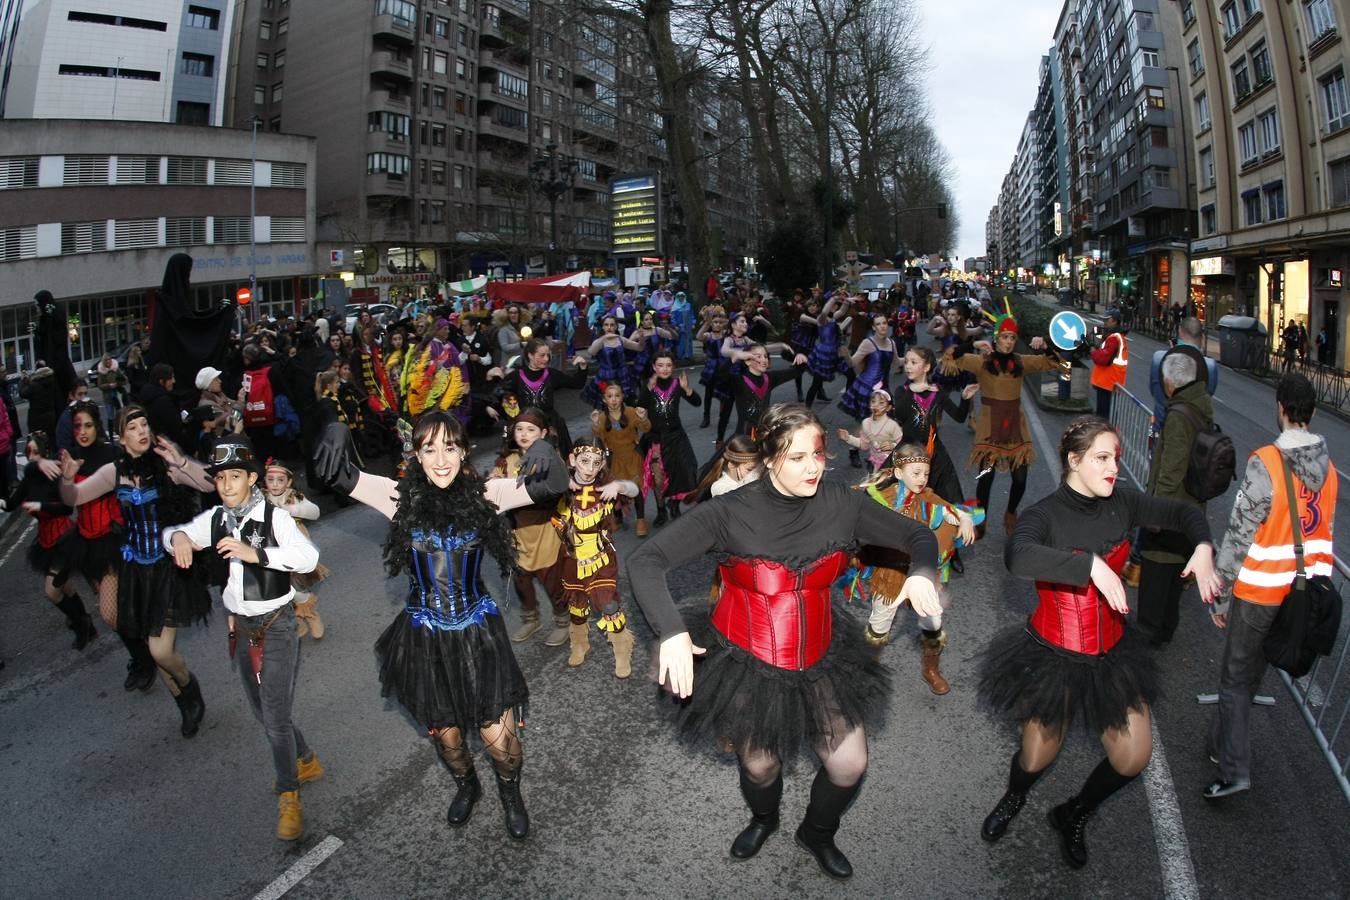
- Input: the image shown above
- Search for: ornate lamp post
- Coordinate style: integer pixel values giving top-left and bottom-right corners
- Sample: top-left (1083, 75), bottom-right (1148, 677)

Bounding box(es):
top-left (530, 142), bottom-right (577, 274)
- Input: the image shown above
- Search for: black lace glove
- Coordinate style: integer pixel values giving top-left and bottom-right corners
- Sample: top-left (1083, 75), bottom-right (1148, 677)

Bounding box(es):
top-left (517, 438), bottom-right (568, 503)
top-left (313, 421), bottom-right (360, 495)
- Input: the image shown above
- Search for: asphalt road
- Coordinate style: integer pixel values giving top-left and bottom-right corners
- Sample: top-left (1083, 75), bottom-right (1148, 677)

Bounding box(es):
top-left (0, 328), bottom-right (1347, 899)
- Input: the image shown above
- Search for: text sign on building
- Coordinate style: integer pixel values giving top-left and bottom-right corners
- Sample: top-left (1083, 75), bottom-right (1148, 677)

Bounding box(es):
top-left (611, 174), bottom-right (662, 257)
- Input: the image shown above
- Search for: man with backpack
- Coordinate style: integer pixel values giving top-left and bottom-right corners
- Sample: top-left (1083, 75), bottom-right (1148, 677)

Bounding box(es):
top-left (1148, 317), bottom-right (1217, 439)
top-left (1137, 352), bottom-right (1228, 646)
top-left (1206, 374), bottom-right (1337, 799)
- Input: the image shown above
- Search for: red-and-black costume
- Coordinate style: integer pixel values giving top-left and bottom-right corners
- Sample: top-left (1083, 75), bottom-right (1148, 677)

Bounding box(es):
top-left (12, 460), bottom-right (75, 583)
top-left (63, 441), bottom-right (125, 585)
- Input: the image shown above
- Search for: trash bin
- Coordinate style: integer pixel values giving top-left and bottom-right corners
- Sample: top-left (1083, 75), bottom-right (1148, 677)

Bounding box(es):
top-left (1217, 315), bottom-right (1268, 369)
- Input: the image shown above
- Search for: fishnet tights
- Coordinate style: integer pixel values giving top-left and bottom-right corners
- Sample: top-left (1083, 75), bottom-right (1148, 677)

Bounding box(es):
top-left (436, 709), bottom-right (523, 778)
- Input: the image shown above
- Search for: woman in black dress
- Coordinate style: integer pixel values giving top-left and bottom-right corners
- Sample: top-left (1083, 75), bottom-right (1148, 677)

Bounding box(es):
top-left (488, 338), bottom-right (588, 456)
top-left (636, 350), bottom-right (701, 525)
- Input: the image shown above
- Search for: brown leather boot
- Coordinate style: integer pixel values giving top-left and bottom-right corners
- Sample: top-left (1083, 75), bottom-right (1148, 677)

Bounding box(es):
top-left (608, 628), bottom-right (634, 678)
top-left (920, 631), bottom-right (950, 695)
top-left (567, 622), bottom-right (590, 667)
top-left (294, 594), bottom-right (325, 640)
top-left (636, 518), bottom-right (649, 537)
top-left (543, 612), bottom-right (570, 647)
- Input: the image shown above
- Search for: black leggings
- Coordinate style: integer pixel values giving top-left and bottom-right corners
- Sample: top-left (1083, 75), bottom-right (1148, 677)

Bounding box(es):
top-left (804, 375), bottom-right (831, 405)
top-left (976, 464), bottom-right (1029, 515)
top-left (716, 395), bottom-right (735, 442)
top-left (701, 384), bottom-right (716, 423)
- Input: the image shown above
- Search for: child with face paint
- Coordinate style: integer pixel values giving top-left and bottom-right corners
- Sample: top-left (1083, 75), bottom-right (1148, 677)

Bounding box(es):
top-left (591, 383), bottom-right (652, 534)
top-left (551, 437), bottom-right (640, 677)
top-left (840, 444), bottom-right (983, 694)
top-left (835, 388), bottom-right (903, 473)
top-left (262, 459), bottom-right (328, 640)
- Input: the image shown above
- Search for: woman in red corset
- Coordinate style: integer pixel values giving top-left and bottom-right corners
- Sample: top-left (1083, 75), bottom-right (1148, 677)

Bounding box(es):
top-left (628, 403), bottom-right (941, 880)
top-left (977, 416), bottom-right (1221, 869)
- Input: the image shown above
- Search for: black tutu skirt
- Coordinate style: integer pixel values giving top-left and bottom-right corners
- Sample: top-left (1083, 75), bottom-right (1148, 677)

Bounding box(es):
top-left (27, 533), bottom-right (75, 586)
top-left (116, 556), bottom-right (212, 639)
top-left (977, 623), bottom-right (1159, 736)
top-left (66, 530), bottom-right (123, 584)
top-left (679, 609), bottom-right (891, 763)
top-left (375, 609), bottom-right (529, 732)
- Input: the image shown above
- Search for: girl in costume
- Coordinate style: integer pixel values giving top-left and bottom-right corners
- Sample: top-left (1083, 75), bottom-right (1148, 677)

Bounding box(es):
top-left (592, 383), bottom-right (651, 533)
top-left (312, 410), bottom-right (569, 840)
top-left (893, 346), bottom-right (976, 506)
top-left (637, 350), bottom-right (702, 526)
top-left (723, 342), bottom-right (808, 441)
top-left (402, 318), bottom-right (471, 427)
top-left (629, 403), bottom-right (942, 880)
top-left (630, 313), bottom-right (679, 381)
top-left (58, 405), bottom-right (214, 738)
top-left (837, 314), bottom-right (900, 439)
top-left (695, 305), bottom-right (728, 428)
top-left (551, 436), bottom-right (640, 677)
top-left (3, 429), bottom-right (96, 649)
top-left (940, 302), bottom-right (1058, 535)
top-left (838, 444), bottom-right (982, 694)
top-left (835, 388), bottom-right (903, 473)
top-left (804, 294), bottom-right (852, 405)
top-left (487, 338), bottom-right (589, 456)
top-left (382, 327), bottom-right (410, 403)
top-left (785, 291), bottom-right (818, 402)
top-left (262, 459), bottom-right (328, 640)
top-left (713, 313), bottom-right (756, 444)
top-left (670, 291), bottom-right (695, 362)
top-left (580, 315), bottom-right (642, 408)
top-left (977, 417), bottom-right (1219, 868)
top-left (490, 409), bottom-right (569, 648)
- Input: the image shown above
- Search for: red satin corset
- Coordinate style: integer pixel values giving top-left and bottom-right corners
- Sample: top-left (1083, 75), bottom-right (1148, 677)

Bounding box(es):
top-left (37, 513), bottom-right (73, 548)
top-left (711, 551), bottom-right (851, 670)
top-left (75, 473), bottom-right (124, 539)
top-left (1029, 539), bottom-right (1132, 655)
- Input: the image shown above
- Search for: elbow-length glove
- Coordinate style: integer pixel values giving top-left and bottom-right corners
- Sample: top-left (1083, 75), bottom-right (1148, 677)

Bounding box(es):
top-left (313, 421), bottom-right (360, 496)
top-left (517, 438), bottom-right (569, 503)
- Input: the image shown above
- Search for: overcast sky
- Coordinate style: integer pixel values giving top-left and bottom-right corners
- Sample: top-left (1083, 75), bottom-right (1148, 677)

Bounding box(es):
top-left (921, 0), bottom-right (1065, 266)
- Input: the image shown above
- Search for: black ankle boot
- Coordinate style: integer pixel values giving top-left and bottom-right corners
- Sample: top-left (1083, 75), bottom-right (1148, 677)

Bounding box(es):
top-left (948, 549), bottom-right (965, 576)
top-left (669, 502), bottom-right (681, 520)
top-left (848, 448), bottom-right (862, 469)
top-left (652, 505), bottom-right (669, 528)
top-left (56, 595), bottom-right (97, 651)
top-left (119, 634), bottom-right (156, 692)
top-left (1047, 800), bottom-right (1092, 868)
top-left (982, 750), bottom-right (1041, 842)
top-left (495, 771), bottom-right (529, 840)
top-left (730, 771), bottom-right (782, 859)
top-left (173, 674), bottom-right (205, 738)
top-left (794, 769), bottom-right (860, 879)
top-left (446, 769), bottom-right (481, 826)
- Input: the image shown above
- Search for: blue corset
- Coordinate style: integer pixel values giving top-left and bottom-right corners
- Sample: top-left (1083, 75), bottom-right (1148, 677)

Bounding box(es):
top-left (405, 528), bottom-right (497, 631)
top-left (116, 485), bottom-right (165, 565)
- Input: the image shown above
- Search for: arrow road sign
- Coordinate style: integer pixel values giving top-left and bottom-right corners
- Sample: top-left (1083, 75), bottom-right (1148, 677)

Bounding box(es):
top-left (1049, 310), bottom-right (1087, 351)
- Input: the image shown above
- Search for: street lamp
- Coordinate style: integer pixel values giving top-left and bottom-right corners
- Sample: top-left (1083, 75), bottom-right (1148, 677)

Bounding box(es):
top-left (530, 142), bottom-right (576, 275)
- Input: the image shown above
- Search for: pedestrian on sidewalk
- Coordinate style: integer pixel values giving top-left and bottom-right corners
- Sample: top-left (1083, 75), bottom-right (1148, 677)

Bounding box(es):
top-left (1089, 308), bottom-right (1129, 420)
top-left (166, 434), bottom-right (322, 841)
top-left (1205, 374), bottom-right (1337, 800)
top-left (1148, 316), bottom-right (1217, 437)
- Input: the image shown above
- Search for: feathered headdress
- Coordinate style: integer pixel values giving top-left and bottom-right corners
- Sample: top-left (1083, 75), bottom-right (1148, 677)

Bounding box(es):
top-left (983, 298), bottom-right (1019, 335)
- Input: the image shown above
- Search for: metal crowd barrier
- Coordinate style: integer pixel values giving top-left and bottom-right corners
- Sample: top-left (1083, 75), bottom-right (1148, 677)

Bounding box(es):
top-left (1112, 383), bottom-right (1350, 806)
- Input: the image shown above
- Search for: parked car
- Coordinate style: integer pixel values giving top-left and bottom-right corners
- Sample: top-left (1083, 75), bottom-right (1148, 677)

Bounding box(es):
top-left (1015, 282), bottom-right (1030, 293)
top-left (344, 303), bottom-right (399, 333)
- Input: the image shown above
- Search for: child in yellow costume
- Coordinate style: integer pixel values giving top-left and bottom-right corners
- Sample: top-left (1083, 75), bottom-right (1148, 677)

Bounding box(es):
top-left (551, 437), bottom-right (639, 677)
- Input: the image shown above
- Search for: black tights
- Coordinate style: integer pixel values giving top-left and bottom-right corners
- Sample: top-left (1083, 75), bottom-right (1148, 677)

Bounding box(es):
top-left (804, 375), bottom-right (831, 405)
top-left (716, 397), bottom-right (735, 442)
top-left (701, 384), bottom-right (716, 423)
top-left (976, 464), bottom-right (1029, 515)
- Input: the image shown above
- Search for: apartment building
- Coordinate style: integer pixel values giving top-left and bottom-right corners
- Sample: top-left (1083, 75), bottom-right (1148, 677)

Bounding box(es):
top-left (1184, 0), bottom-right (1349, 366)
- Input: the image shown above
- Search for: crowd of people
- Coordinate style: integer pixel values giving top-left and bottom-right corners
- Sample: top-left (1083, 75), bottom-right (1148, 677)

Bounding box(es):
top-left (0, 273), bottom-right (1335, 886)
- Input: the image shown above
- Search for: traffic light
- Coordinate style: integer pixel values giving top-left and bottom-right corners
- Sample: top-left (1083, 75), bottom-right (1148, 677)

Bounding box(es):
top-left (1119, 276), bottom-right (1131, 290)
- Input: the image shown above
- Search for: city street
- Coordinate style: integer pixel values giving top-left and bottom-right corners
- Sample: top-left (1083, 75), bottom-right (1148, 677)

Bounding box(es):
top-left (1, 330), bottom-right (1348, 899)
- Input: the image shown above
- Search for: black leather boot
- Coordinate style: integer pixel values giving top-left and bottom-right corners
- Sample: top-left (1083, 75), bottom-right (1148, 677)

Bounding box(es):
top-left (446, 769), bottom-right (481, 826)
top-left (119, 634), bottom-right (156, 691)
top-left (982, 750), bottom-right (1042, 842)
top-left (652, 502), bottom-right (669, 528)
top-left (794, 768), bottom-right (860, 879)
top-left (56, 595), bottom-right (97, 651)
top-left (1047, 800), bottom-right (1092, 868)
top-left (174, 674), bottom-right (205, 738)
top-left (730, 769), bottom-right (782, 859)
top-left (495, 771), bottom-right (529, 840)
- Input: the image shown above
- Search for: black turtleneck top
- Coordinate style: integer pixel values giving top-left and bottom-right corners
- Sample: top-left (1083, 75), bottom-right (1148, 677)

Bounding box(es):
top-left (628, 475), bottom-right (940, 639)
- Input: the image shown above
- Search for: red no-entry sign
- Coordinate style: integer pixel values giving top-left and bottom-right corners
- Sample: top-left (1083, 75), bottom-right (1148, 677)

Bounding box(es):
top-left (236, 287), bottom-right (252, 305)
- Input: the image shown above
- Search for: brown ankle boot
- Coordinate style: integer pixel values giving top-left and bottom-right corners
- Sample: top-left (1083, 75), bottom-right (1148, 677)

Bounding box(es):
top-left (920, 631), bottom-right (950, 695)
top-left (567, 622), bottom-right (590, 667)
top-left (294, 595), bottom-right (325, 640)
top-left (608, 628), bottom-right (635, 678)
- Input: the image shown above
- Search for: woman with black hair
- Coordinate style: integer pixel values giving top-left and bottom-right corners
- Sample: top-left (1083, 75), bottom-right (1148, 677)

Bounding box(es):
top-left (628, 402), bottom-right (941, 880)
top-left (487, 338), bottom-right (588, 456)
top-left (725, 343), bottom-right (808, 440)
top-left (313, 409), bottom-right (568, 840)
top-left (636, 350), bottom-right (701, 525)
top-left (58, 404), bottom-right (214, 737)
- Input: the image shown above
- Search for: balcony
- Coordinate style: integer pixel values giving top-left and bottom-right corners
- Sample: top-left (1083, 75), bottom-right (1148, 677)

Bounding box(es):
top-left (480, 15), bottom-right (528, 48)
top-left (477, 115), bottom-right (529, 144)
top-left (480, 48), bottom-right (529, 79)
top-left (367, 130), bottom-right (410, 155)
top-left (372, 13), bottom-right (415, 44)
top-left (478, 150), bottom-right (529, 176)
top-left (479, 81), bottom-right (529, 110)
top-left (495, 0), bottom-right (531, 22)
top-left (369, 87), bottom-right (410, 108)
top-left (370, 50), bottom-right (412, 81)
top-left (365, 173), bottom-right (410, 199)
top-left (478, 185), bottom-right (524, 208)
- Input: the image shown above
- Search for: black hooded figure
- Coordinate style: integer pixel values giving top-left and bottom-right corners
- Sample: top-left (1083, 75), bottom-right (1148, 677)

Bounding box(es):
top-left (32, 290), bottom-right (78, 399)
top-left (147, 253), bottom-right (237, 402)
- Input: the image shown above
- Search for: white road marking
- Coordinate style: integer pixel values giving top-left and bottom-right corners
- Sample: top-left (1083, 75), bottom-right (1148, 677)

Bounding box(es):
top-left (251, 834), bottom-right (344, 900)
top-left (1021, 385), bottom-right (1202, 900)
top-left (0, 520), bottom-right (37, 567)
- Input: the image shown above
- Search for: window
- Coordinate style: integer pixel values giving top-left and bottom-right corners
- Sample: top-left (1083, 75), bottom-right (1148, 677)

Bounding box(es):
top-left (277, 18), bottom-right (288, 35)
top-left (1321, 69), bottom-right (1350, 131)
top-left (1199, 145), bottom-right (1215, 187)
top-left (270, 162), bottom-right (305, 186)
top-left (431, 124), bottom-right (446, 146)
top-left (1151, 167), bottom-right (1171, 189)
top-left (1147, 86), bottom-right (1165, 108)
top-left (366, 152), bottom-right (410, 178)
top-left (61, 221), bottom-right (106, 254)
top-left (434, 50), bottom-right (448, 75)
top-left (274, 49), bottom-right (285, 68)
top-left (213, 159), bottom-right (252, 185)
top-left (1182, 1), bottom-right (1196, 27)
top-left (1258, 107), bottom-right (1280, 154)
top-left (176, 101), bottom-right (210, 124)
top-left (367, 110), bottom-right (410, 140)
top-left (1201, 204), bottom-right (1217, 235)
top-left (436, 16), bottom-right (450, 38)
top-left (1188, 39), bottom-right (1203, 77)
top-left (453, 164), bottom-right (464, 188)
top-left (1232, 57), bottom-right (1251, 99)
top-left (457, 23), bottom-right (468, 46)
top-left (254, 85), bottom-right (266, 106)
top-left (166, 157), bottom-right (207, 184)
top-left (214, 217), bottom-right (252, 244)
top-left (433, 87), bottom-right (447, 108)
top-left (375, 0), bottom-right (417, 24)
top-left (114, 156), bottom-right (157, 184)
top-left (256, 53), bottom-right (269, 69)
top-left (1251, 41), bottom-right (1272, 85)
top-left (259, 21), bottom-right (271, 39)
top-left (114, 219), bottom-right (158, 250)
top-left (1141, 50), bottom-right (1158, 68)
top-left (455, 58), bottom-right (466, 79)
top-left (269, 116), bottom-right (281, 132)
top-left (1195, 91), bottom-right (1211, 130)
top-left (430, 201), bottom-right (445, 224)
top-left (270, 217), bottom-right (305, 242)
top-left (68, 11), bottom-right (167, 30)
top-left (1136, 12), bottom-right (1154, 31)
top-left (165, 216), bottom-right (207, 245)
top-left (454, 91), bottom-right (467, 114)
top-left (271, 82), bottom-right (283, 102)
top-left (59, 64), bottom-right (159, 80)
top-left (186, 5), bottom-right (219, 29)
top-left (1330, 156), bottom-right (1350, 205)
top-left (1307, 0), bottom-right (1336, 40)
top-left (1221, 1), bottom-right (1241, 36)
top-left (1240, 0), bottom-right (1261, 17)
top-left (431, 161), bottom-right (446, 184)
top-left (497, 72), bottom-right (527, 99)
top-left (453, 126), bottom-right (465, 150)
top-left (63, 155), bottom-right (108, 185)
top-left (1239, 121), bottom-right (1258, 163)
top-left (1264, 181), bottom-right (1286, 220)
top-left (181, 52), bottom-right (214, 77)
top-left (1242, 189), bottom-right (1262, 225)
top-left (1150, 127), bottom-right (1169, 148)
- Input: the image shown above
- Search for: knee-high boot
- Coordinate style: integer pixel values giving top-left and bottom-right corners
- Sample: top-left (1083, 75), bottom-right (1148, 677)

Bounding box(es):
top-left (119, 633), bottom-right (156, 692)
top-left (567, 621), bottom-right (590, 667)
top-left (794, 768), bottom-right (861, 879)
top-left (919, 629), bottom-right (950, 695)
top-left (173, 673), bottom-right (205, 738)
top-left (607, 628), bottom-right (634, 679)
top-left (731, 768), bottom-right (782, 859)
top-left (56, 594), bottom-right (97, 651)
top-left (1048, 758), bottom-right (1136, 868)
top-left (982, 749), bottom-right (1044, 841)
top-left (495, 766), bottom-right (529, 840)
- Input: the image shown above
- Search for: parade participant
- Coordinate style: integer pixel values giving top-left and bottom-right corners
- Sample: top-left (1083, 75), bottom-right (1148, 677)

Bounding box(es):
top-left (839, 444), bottom-right (981, 694)
top-left (670, 291), bottom-right (695, 362)
top-left (262, 459), bottom-right (328, 640)
top-left (165, 435), bottom-right (322, 840)
top-left (548, 298), bottom-right (577, 354)
top-left (703, 435), bottom-right (761, 498)
top-left (493, 305), bottom-right (530, 365)
top-left (713, 313), bottom-right (756, 443)
top-left (352, 324), bottom-right (400, 418)
top-left (695, 305), bottom-right (728, 428)
top-left (804, 295), bottom-right (851, 406)
top-left (977, 416), bottom-right (1219, 868)
top-left (195, 366), bottom-right (243, 424)
top-left (487, 338), bottom-right (588, 456)
top-left (590, 383), bottom-right (652, 534)
top-left (58, 405), bottom-right (215, 737)
top-left (893, 347), bottom-right (975, 505)
top-left (835, 388), bottom-right (903, 473)
top-left (3, 429), bottom-right (96, 649)
top-left (838, 315), bottom-right (900, 465)
top-left (629, 403), bottom-right (941, 879)
top-left (941, 306), bottom-right (1056, 535)
top-left (382, 327), bottom-right (410, 395)
top-left (1089, 308), bottom-right (1129, 420)
top-left (552, 436), bottom-right (641, 677)
top-left (491, 410), bottom-right (568, 647)
top-left (630, 313), bottom-right (678, 381)
top-left (313, 409), bottom-right (569, 840)
top-left (403, 318), bottom-right (471, 427)
top-left (725, 343), bottom-right (808, 441)
top-left (580, 315), bottom-right (642, 408)
top-left (637, 351), bottom-right (702, 525)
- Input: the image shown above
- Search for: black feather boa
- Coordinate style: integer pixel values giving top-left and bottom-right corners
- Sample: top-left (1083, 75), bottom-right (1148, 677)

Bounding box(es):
top-left (115, 449), bottom-right (202, 532)
top-left (382, 466), bottom-right (519, 578)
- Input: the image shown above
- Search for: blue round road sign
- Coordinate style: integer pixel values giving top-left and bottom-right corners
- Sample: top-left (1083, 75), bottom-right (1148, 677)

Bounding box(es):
top-left (1049, 310), bottom-right (1088, 351)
